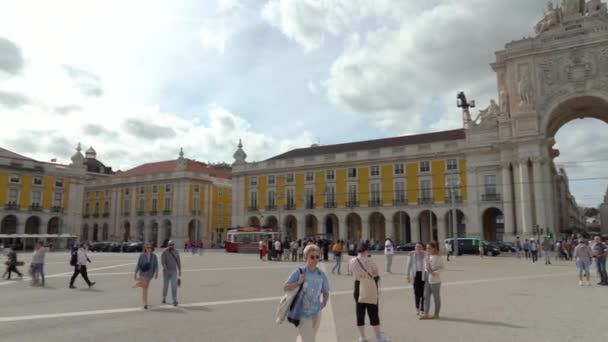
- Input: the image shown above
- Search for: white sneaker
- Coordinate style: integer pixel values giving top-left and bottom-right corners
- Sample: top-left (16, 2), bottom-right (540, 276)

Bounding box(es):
top-left (358, 337), bottom-right (369, 342)
top-left (376, 336), bottom-right (390, 342)
top-left (579, 280), bottom-right (583, 286)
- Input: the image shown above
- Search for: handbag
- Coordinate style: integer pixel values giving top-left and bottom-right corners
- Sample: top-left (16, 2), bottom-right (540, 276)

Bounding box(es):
top-left (287, 268), bottom-right (305, 327)
top-left (356, 258), bottom-right (378, 305)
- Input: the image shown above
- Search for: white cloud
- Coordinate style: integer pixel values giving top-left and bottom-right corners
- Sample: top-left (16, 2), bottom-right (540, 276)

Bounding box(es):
top-left (217, 0), bottom-right (241, 13)
top-left (200, 26), bottom-right (228, 53)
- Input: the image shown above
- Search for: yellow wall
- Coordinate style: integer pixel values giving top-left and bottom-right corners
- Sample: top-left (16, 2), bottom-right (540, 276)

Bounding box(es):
top-left (336, 169), bottom-right (346, 206)
top-left (381, 164), bottom-right (393, 204)
top-left (211, 185), bottom-right (219, 229)
top-left (358, 167), bottom-right (369, 204)
top-left (406, 163), bottom-right (418, 203)
top-left (244, 177), bottom-right (250, 209)
top-left (432, 160), bottom-right (446, 202)
top-left (295, 173), bottom-right (304, 208)
top-left (42, 175), bottom-right (53, 209)
top-left (100, 190), bottom-right (107, 213)
top-left (62, 178), bottom-right (70, 210)
top-left (315, 171), bottom-right (324, 208)
top-left (19, 175), bottom-right (32, 208)
top-left (259, 176), bottom-right (267, 208)
top-left (276, 175), bottom-right (285, 208)
top-left (460, 158), bottom-right (467, 200)
top-left (0, 171), bottom-right (7, 204)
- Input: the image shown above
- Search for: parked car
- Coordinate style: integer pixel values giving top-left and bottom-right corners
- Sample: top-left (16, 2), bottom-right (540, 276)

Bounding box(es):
top-left (123, 241), bottom-right (143, 253)
top-left (492, 241), bottom-right (515, 253)
top-left (444, 238), bottom-right (500, 256)
top-left (89, 241), bottom-right (110, 252)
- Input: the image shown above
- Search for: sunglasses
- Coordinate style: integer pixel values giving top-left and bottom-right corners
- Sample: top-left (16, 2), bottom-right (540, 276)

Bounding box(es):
top-left (308, 255), bottom-right (320, 260)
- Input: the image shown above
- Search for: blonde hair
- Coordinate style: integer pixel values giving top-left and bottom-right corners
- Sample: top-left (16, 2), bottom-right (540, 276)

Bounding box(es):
top-left (303, 244), bottom-right (321, 259)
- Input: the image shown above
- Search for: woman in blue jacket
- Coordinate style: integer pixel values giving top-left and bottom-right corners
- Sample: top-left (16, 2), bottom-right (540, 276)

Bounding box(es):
top-left (133, 242), bottom-right (158, 309)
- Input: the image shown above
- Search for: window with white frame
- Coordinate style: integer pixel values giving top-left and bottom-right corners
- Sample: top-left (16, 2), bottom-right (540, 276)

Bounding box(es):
top-left (140, 186), bottom-right (145, 194)
top-left (193, 197), bottom-right (199, 211)
top-left (394, 163), bottom-right (404, 175)
top-left (55, 178), bottom-right (64, 187)
top-left (151, 198), bottom-right (157, 211)
top-left (420, 161), bottom-right (430, 173)
top-left (152, 185), bottom-right (158, 193)
top-left (305, 188), bottom-right (314, 208)
top-left (104, 201), bottom-right (109, 213)
top-left (164, 197), bottom-right (171, 211)
top-left (305, 172), bottom-right (314, 182)
top-left (249, 191), bottom-right (258, 208)
top-left (325, 184), bottom-right (336, 204)
top-left (348, 184), bottom-right (358, 203)
top-left (370, 165), bottom-right (380, 177)
top-left (32, 190), bottom-right (42, 205)
top-left (421, 179), bottom-right (432, 200)
top-left (95, 191), bottom-right (100, 199)
top-left (250, 176), bottom-right (258, 186)
top-left (268, 175), bottom-right (275, 185)
top-left (286, 188), bottom-right (295, 207)
top-left (218, 187), bottom-right (223, 197)
top-left (194, 184), bottom-right (199, 193)
top-left (33, 176), bottom-right (43, 186)
top-left (9, 188), bottom-right (18, 203)
top-left (85, 202), bottom-right (90, 213)
top-left (394, 181), bottom-right (405, 202)
top-left (326, 169), bottom-right (335, 180)
top-left (9, 174), bottom-right (19, 184)
top-left (165, 184), bottom-right (171, 193)
top-left (125, 188), bottom-right (130, 195)
top-left (447, 159), bottom-right (458, 171)
top-left (218, 204), bottom-right (223, 227)
top-left (268, 190), bottom-right (275, 208)
top-left (94, 202), bottom-right (100, 214)
top-left (348, 167), bottom-right (357, 178)
top-left (484, 175), bottom-right (497, 195)
top-left (286, 173), bottom-right (294, 183)
top-left (370, 183), bottom-right (381, 202)
top-left (446, 174), bottom-right (460, 197)
top-left (124, 198), bottom-right (130, 212)
top-left (105, 189), bottom-right (109, 197)
top-left (139, 198), bottom-right (145, 211)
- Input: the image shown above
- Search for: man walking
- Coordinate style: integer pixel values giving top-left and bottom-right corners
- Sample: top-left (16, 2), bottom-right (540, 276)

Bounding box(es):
top-left (30, 241), bottom-right (47, 286)
top-left (592, 236), bottom-right (608, 285)
top-left (541, 237), bottom-right (552, 265)
top-left (385, 237), bottom-right (395, 273)
top-left (69, 243), bottom-right (95, 289)
top-left (161, 240), bottom-right (182, 306)
top-left (3, 246), bottom-right (23, 279)
top-left (514, 237), bottom-right (522, 259)
top-left (523, 239), bottom-right (530, 260)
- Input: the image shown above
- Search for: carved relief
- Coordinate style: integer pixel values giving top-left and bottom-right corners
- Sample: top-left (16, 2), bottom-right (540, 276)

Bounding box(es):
top-left (517, 65), bottom-right (535, 110)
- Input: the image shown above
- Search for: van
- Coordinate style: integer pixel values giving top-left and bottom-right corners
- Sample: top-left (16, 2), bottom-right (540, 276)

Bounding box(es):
top-left (444, 238), bottom-right (500, 256)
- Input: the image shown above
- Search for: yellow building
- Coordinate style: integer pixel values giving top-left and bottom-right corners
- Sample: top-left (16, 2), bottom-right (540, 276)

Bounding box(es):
top-left (0, 146), bottom-right (86, 249)
top-left (82, 149), bottom-right (231, 247)
top-left (230, 131), bottom-right (468, 245)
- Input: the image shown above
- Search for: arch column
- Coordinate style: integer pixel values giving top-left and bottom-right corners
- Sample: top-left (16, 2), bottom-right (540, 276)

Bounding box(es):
top-left (516, 159), bottom-right (533, 235)
top-left (338, 214), bottom-right (348, 241)
top-left (411, 215), bottom-right (421, 243)
top-left (532, 158), bottom-right (547, 233)
top-left (362, 218), bottom-right (370, 241)
top-left (385, 218), bottom-right (393, 239)
top-left (297, 215), bottom-right (305, 240)
top-left (501, 162), bottom-right (515, 239)
top-left (437, 215), bottom-right (446, 252)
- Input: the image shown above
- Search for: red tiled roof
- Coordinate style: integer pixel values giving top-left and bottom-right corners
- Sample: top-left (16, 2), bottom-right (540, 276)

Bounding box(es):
top-left (115, 159), bottom-right (231, 179)
top-left (266, 129), bottom-right (466, 161)
top-left (0, 147), bottom-right (36, 161)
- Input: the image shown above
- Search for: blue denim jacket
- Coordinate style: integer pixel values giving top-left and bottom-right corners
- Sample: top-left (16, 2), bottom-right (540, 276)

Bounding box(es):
top-left (135, 253), bottom-right (158, 276)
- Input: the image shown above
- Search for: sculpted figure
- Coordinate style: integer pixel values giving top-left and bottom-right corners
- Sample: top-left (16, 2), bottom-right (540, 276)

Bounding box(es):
top-left (499, 87), bottom-right (509, 114)
top-left (586, 0), bottom-right (607, 16)
top-left (518, 74), bottom-right (534, 108)
top-left (475, 99), bottom-right (499, 125)
top-left (535, 2), bottom-right (561, 34)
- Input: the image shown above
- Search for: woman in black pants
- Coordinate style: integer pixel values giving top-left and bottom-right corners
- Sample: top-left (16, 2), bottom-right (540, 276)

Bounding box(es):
top-left (406, 242), bottom-right (426, 316)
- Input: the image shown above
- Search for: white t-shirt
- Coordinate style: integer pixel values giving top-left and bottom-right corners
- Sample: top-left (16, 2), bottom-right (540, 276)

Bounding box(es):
top-left (384, 239), bottom-right (394, 255)
top-left (445, 243), bottom-right (452, 252)
top-left (274, 240), bottom-right (281, 251)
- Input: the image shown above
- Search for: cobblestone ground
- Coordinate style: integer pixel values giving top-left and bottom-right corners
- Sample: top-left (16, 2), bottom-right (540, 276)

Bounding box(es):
top-left (0, 250), bottom-right (606, 342)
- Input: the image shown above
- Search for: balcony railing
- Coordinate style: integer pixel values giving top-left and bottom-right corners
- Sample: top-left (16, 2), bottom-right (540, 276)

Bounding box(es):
top-left (418, 198), bottom-right (434, 205)
top-left (137, 210), bottom-right (145, 216)
top-left (83, 213), bottom-right (90, 218)
top-left (346, 201), bottom-right (359, 208)
top-left (445, 195), bottom-right (463, 204)
top-left (393, 199), bottom-right (408, 206)
top-left (163, 210), bottom-right (172, 215)
top-left (368, 199), bottom-right (383, 207)
top-left (284, 204), bottom-right (295, 210)
top-left (102, 212), bottom-right (110, 218)
top-left (265, 205), bottom-right (276, 211)
top-left (30, 204), bottom-right (42, 212)
top-left (324, 202), bottom-right (337, 209)
top-left (247, 206), bottom-right (258, 212)
top-left (305, 202), bottom-right (315, 209)
top-left (123, 211), bottom-right (130, 216)
top-left (51, 206), bottom-right (63, 213)
top-left (481, 193), bottom-right (501, 202)
top-left (149, 210), bottom-right (158, 216)
top-left (4, 202), bottom-right (19, 210)
top-left (192, 210), bottom-right (200, 216)
top-left (92, 212), bottom-right (100, 218)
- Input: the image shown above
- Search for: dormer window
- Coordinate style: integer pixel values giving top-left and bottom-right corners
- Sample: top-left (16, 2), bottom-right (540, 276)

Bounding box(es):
top-left (55, 178), bottom-right (64, 187)
top-left (9, 175), bottom-right (19, 184)
top-left (33, 177), bottom-right (43, 186)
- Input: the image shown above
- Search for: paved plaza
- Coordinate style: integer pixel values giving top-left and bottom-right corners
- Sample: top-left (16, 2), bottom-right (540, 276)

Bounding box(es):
top-left (1, 250), bottom-right (606, 342)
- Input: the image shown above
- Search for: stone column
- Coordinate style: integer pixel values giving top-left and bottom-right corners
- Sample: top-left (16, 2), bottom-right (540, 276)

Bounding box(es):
top-left (338, 214), bottom-right (347, 241)
top-left (501, 162), bottom-right (515, 240)
top-left (411, 214), bottom-right (421, 243)
top-left (437, 215), bottom-right (446, 252)
top-left (362, 218), bottom-right (370, 241)
top-left (517, 159), bottom-right (533, 235)
top-left (543, 164), bottom-right (556, 234)
top-left (532, 158), bottom-right (547, 233)
top-left (465, 166), bottom-right (481, 238)
top-left (297, 215), bottom-right (305, 240)
top-left (385, 218), bottom-right (393, 241)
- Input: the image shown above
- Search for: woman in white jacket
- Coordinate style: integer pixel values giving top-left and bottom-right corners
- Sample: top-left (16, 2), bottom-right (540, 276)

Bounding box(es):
top-left (419, 241), bottom-right (444, 320)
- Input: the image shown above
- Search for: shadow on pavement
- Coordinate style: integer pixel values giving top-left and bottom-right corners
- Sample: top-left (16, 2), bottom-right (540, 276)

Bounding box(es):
top-left (183, 306), bottom-right (213, 312)
top-left (439, 317), bottom-right (525, 329)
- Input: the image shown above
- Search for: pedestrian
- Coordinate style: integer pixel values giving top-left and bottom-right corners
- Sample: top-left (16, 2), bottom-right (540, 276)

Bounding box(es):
top-left (384, 236), bottom-right (395, 273)
top-left (573, 239), bottom-right (593, 286)
top-left (184, 241), bottom-right (188, 253)
top-left (322, 240), bottom-right (329, 262)
top-left (297, 240), bottom-right (304, 262)
top-left (284, 240), bottom-right (292, 261)
top-left (133, 242), bottom-right (158, 309)
top-left (331, 240), bottom-right (343, 275)
top-left (541, 237), bottom-right (552, 265)
top-left (161, 240), bottom-right (182, 306)
top-left (530, 239), bottom-right (539, 263)
top-left (349, 244), bottom-right (390, 342)
top-left (592, 236), bottom-right (608, 285)
top-left (444, 240), bottom-right (452, 261)
top-left (261, 242), bottom-right (268, 261)
top-left (69, 243), bottom-right (95, 289)
top-left (30, 241), bottom-right (47, 286)
top-left (2, 246), bottom-right (23, 280)
top-left (523, 240), bottom-right (530, 259)
top-left (268, 239), bottom-right (274, 261)
top-left (198, 241), bottom-right (204, 255)
top-left (478, 240), bottom-right (485, 258)
top-left (290, 240), bottom-right (298, 262)
top-left (283, 244), bottom-right (330, 342)
top-left (419, 241), bottom-right (444, 320)
top-left (191, 241), bottom-right (197, 255)
top-left (406, 242), bottom-right (426, 316)
top-left (259, 239), bottom-right (265, 261)
top-left (275, 238), bottom-right (282, 262)
top-left (514, 237), bottom-right (522, 259)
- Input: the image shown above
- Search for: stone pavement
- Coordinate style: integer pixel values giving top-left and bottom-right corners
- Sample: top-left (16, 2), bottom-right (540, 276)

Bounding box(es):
top-left (0, 250), bottom-right (606, 342)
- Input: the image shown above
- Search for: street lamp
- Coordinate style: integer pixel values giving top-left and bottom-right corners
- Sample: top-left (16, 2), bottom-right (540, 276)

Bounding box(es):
top-left (446, 179), bottom-right (460, 256)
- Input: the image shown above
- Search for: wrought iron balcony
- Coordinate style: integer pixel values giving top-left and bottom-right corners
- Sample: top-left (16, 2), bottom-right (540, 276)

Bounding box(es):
top-left (83, 213), bottom-right (90, 218)
top-left (191, 210), bottom-right (200, 216)
top-left (137, 210), bottom-right (145, 216)
top-left (247, 206), bottom-right (258, 212)
top-left (51, 206), bottom-right (63, 213)
top-left (481, 193), bottom-right (501, 202)
top-left (30, 203), bottom-right (42, 212)
top-left (265, 205), bottom-right (276, 211)
top-left (149, 210), bottom-right (158, 216)
top-left (393, 199), bottom-right (408, 206)
top-left (368, 199), bottom-right (383, 207)
top-left (418, 198), bottom-right (434, 205)
top-left (346, 201), bottom-right (359, 208)
top-left (163, 210), bottom-right (172, 215)
top-left (4, 202), bottom-right (19, 210)
top-left (305, 202), bottom-right (315, 209)
top-left (92, 212), bottom-right (100, 218)
top-left (123, 211), bottom-right (130, 216)
top-left (284, 204), bottom-right (295, 210)
top-left (445, 196), bottom-right (463, 204)
top-left (102, 212), bottom-right (110, 218)
top-left (324, 202), bottom-right (336, 209)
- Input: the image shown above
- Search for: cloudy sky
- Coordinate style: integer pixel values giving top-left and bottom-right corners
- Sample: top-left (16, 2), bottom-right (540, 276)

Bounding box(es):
top-left (0, 0), bottom-right (606, 207)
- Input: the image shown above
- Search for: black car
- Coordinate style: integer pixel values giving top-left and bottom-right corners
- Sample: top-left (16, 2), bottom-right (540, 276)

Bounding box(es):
top-left (493, 241), bottom-right (516, 253)
top-left (89, 241), bottom-right (110, 252)
top-left (444, 238), bottom-right (501, 256)
top-left (123, 242), bottom-right (143, 253)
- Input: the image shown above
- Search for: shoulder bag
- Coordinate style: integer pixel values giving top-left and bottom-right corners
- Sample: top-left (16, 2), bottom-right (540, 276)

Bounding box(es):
top-left (168, 251), bottom-right (181, 287)
top-left (287, 268), bottom-right (305, 327)
top-left (356, 257), bottom-right (378, 304)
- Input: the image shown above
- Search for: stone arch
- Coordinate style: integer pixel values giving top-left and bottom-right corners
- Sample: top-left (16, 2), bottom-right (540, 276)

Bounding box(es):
top-left (161, 219), bottom-right (172, 247)
top-left (418, 210), bottom-right (437, 243)
top-left (324, 214), bottom-right (339, 241)
top-left (346, 213), bottom-right (362, 241)
top-left (188, 219), bottom-right (202, 242)
top-left (248, 216), bottom-right (261, 226)
top-left (482, 207), bottom-right (504, 241)
top-left (284, 215), bottom-right (297, 240)
top-left (47, 217), bottom-right (61, 235)
top-left (444, 209), bottom-right (467, 239)
top-left (1, 215), bottom-right (18, 235)
top-left (149, 221), bottom-right (159, 246)
top-left (92, 223), bottom-right (99, 241)
top-left (102, 223), bottom-right (109, 241)
top-left (265, 215), bottom-right (278, 228)
top-left (544, 93), bottom-right (608, 138)
top-left (123, 221), bottom-right (131, 242)
top-left (25, 216), bottom-right (41, 234)
top-left (368, 212), bottom-right (386, 243)
top-left (305, 214), bottom-right (318, 237)
top-left (136, 220), bottom-right (145, 242)
top-left (82, 224), bottom-right (89, 241)
top-left (392, 211), bottom-right (411, 244)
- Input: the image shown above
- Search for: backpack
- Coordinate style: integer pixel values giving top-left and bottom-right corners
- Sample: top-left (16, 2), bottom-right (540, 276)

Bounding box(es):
top-left (69, 250), bottom-right (77, 266)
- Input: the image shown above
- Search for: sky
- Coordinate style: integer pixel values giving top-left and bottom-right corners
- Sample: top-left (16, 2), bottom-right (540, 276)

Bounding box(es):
top-left (0, 0), bottom-right (606, 207)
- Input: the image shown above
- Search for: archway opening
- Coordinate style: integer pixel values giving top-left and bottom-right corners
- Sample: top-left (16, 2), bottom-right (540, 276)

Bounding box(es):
top-left (82, 224), bottom-right (89, 242)
top-left (305, 214), bottom-right (318, 237)
top-left (248, 216), bottom-right (260, 227)
top-left (123, 221), bottom-right (131, 242)
top-left (418, 210), bottom-right (437, 243)
top-left (136, 221), bottom-right (145, 242)
top-left (149, 221), bottom-right (159, 247)
top-left (482, 207), bottom-right (504, 241)
top-left (265, 216), bottom-right (278, 228)
top-left (368, 212), bottom-right (386, 243)
top-left (188, 220), bottom-right (202, 242)
top-left (284, 215), bottom-right (297, 240)
top-left (392, 211), bottom-right (411, 244)
top-left (346, 213), bottom-right (362, 241)
top-left (47, 217), bottom-right (60, 235)
top-left (1, 215), bottom-right (18, 247)
top-left (102, 223), bottom-right (109, 241)
top-left (92, 224), bottom-right (99, 242)
top-left (162, 220), bottom-right (172, 247)
top-left (444, 209), bottom-right (466, 240)
top-left (324, 214), bottom-right (339, 241)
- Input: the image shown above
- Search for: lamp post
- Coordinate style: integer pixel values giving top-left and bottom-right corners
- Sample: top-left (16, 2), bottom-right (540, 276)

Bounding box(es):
top-left (447, 180), bottom-right (460, 256)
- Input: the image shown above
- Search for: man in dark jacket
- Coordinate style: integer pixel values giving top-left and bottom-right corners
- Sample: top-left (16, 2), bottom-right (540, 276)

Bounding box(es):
top-left (3, 246), bottom-right (23, 279)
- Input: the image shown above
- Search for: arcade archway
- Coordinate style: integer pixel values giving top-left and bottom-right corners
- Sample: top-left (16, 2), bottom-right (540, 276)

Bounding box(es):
top-left (324, 214), bottom-right (339, 241)
top-left (418, 210), bottom-right (437, 243)
top-left (368, 212), bottom-right (386, 242)
top-left (346, 213), bottom-right (362, 241)
top-left (265, 216), bottom-right (278, 228)
top-left (284, 215), bottom-right (297, 240)
top-left (248, 216), bottom-right (260, 226)
top-left (482, 207), bottom-right (504, 241)
top-left (392, 211), bottom-right (411, 244)
top-left (305, 214), bottom-right (318, 237)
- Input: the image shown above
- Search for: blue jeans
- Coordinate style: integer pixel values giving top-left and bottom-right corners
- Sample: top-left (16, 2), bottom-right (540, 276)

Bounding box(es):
top-left (596, 257), bottom-right (608, 284)
top-left (31, 263), bottom-right (44, 285)
top-left (542, 251), bottom-right (551, 265)
top-left (332, 255), bottom-right (342, 274)
top-left (163, 271), bottom-right (178, 303)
